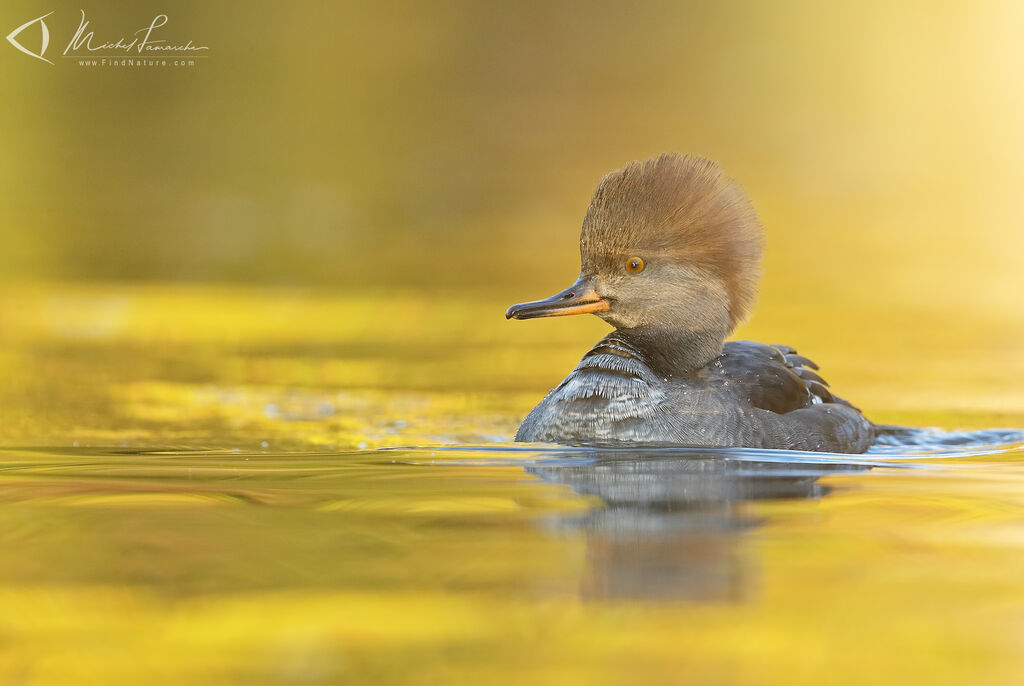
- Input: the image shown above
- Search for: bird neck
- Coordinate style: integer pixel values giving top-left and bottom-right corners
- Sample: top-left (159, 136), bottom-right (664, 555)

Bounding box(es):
top-left (616, 325), bottom-right (725, 379)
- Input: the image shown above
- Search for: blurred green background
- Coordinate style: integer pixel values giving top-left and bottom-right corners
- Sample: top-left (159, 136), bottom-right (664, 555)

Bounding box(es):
top-left (3, 0), bottom-right (1023, 302)
top-left (1, 0), bottom-right (1023, 448)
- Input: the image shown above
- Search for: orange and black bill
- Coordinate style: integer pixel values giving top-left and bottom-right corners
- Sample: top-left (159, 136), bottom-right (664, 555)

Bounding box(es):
top-left (505, 275), bottom-right (610, 320)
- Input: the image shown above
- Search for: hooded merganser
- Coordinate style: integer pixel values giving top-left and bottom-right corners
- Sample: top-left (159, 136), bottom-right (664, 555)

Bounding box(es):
top-left (506, 153), bottom-right (875, 453)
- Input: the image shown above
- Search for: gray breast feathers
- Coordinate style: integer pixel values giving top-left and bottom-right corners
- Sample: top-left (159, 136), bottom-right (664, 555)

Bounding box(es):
top-left (555, 337), bottom-right (665, 417)
top-left (515, 335), bottom-right (665, 442)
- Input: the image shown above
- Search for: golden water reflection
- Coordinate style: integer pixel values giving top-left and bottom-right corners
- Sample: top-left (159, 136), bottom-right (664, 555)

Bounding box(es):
top-left (1, 445), bottom-right (1023, 685)
top-left (0, 285), bottom-right (1023, 684)
top-left (529, 451), bottom-right (862, 602)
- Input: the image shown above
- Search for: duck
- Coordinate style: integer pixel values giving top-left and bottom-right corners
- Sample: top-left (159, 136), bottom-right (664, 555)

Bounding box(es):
top-left (505, 153), bottom-right (875, 453)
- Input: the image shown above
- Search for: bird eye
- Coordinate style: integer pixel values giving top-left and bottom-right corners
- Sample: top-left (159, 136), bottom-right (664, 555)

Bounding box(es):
top-left (625, 256), bottom-right (645, 274)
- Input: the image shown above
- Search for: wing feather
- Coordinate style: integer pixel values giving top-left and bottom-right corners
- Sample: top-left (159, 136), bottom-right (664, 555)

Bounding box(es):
top-left (715, 341), bottom-right (851, 414)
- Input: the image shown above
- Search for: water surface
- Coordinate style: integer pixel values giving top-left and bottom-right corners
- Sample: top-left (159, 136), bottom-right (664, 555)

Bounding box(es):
top-left (1, 286), bottom-right (1023, 685)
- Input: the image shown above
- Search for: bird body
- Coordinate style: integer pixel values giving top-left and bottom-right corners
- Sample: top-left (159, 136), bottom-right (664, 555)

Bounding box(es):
top-left (506, 153), bottom-right (876, 453)
top-left (515, 334), bottom-right (875, 452)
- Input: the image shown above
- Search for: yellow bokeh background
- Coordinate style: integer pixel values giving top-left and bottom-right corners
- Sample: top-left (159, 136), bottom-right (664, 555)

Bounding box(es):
top-left (2, 0), bottom-right (1023, 302)
top-left (1, 0), bottom-right (1023, 441)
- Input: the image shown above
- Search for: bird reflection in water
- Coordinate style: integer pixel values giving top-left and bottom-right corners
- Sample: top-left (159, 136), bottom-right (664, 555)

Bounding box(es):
top-left (528, 450), bottom-right (874, 602)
